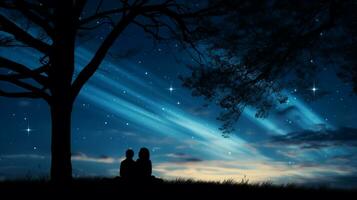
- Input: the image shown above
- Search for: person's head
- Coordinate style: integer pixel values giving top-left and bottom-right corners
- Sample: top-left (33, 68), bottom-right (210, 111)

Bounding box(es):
top-left (138, 147), bottom-right (150, 160)
top-left (125, 149), bottom-right (134, 159)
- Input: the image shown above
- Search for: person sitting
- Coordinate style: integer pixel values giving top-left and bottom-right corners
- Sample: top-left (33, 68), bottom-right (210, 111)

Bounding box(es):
top-left (135, 147), bottom-right (152, 180)
top-left (120, 149), bottom-right (136, 180)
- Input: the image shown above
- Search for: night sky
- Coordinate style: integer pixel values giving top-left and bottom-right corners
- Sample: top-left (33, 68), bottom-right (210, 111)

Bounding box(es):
top-left (1, 1), bottom-right (357, 188)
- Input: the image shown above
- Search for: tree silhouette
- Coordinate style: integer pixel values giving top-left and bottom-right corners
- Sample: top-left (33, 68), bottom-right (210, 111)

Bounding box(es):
top-left (182, 0), bottom-right (357, 135)
top-left (0, 0), bottom-right (225, 183)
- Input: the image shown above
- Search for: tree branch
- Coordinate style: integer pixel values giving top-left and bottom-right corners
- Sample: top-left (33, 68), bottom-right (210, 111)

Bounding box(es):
top-left (14, 0), bottom-right (55, 39)
top-left (73, 0), bottom-right (87, 20)
top-left (79, 7), bottom-right (126, 25)
top-left (0, 89), bottom-right (42, 99)
top-left (0, 14), bottom-right (51, 53)
top-left (72, 10), bottom-right (139, 100)
top-left (0, 75), bottom-right (50, 101)
top-left (72, 3), bottom-right (206, 100)
top-left (0, 56), bottom-right (48, 86)
top-left (0, 1), bottom-right (53, 19)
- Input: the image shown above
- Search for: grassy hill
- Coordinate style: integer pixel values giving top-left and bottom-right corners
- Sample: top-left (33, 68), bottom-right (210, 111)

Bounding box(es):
top-left (1, 178), bottom-right (356, 198)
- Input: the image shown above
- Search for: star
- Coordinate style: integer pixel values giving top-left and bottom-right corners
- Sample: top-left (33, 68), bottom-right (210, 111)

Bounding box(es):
top-left (168, 85), bottom-right (175, 95)
top-left (311, 83), bottom-right (318, 95)
top-left (24, 122), bottom-right (32, 136)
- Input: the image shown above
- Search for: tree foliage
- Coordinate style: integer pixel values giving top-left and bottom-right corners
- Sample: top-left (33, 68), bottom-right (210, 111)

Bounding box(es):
top-left (182, 0), bottom-right (357, 134)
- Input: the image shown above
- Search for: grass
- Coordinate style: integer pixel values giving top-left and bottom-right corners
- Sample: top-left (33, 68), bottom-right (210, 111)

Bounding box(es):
top-left (1, 177), bottom-right (356, 198)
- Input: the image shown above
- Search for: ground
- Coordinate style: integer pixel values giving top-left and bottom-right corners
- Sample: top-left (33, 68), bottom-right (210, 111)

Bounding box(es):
top-left (1, 178), bottom-right (357, 198)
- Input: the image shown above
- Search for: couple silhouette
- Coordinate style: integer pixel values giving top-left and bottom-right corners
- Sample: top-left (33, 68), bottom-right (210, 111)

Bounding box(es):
top-left (120, 147), bottom-right (152, 181)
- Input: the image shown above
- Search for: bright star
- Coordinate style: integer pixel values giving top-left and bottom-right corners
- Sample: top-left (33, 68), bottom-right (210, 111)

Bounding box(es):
top-left (168, 85), bottom-right (175, 94)
top-left (311, 83), bottom-right (318, 95)
top-left (24, 124), bottom-right (32, 136)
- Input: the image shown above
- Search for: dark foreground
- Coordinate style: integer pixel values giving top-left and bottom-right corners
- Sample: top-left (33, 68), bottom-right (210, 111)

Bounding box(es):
top-left (1, 178), bottom-right (356, 198)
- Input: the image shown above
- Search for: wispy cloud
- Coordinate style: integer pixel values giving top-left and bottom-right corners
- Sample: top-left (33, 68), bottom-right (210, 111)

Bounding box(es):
top-left (71, 152), bottom-right (122, 164)
top-left (154, 159), bottom-right (356, 185)
top-left (270, 127), bottom-right (357, 149)
top-left (165, 153), bottom-right (203, 162)
top-left (0, 153), bottom-right (123, 164)
top-left (0, 154), bottom-right (46, 160)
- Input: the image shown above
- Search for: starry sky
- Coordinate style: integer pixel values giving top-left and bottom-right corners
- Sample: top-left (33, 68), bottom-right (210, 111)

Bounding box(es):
top-left (1, 1), bottom-right (357, 189)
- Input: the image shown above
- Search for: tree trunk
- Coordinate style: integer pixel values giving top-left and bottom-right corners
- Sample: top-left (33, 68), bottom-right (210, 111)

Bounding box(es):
top-left (50, 101), bottom-right (73, 183)
top-left (49, 1), bottom-right (77, 183)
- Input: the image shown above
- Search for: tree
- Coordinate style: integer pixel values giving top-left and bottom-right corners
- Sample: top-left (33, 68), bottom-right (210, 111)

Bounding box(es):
top-left (0, 0), bottom-right (224, 183)
top-left (182, 0), bottom-right (357, 135)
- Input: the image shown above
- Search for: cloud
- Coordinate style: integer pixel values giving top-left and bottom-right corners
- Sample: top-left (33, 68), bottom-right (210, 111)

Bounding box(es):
top-left (71, 152), bottom-right (121, 164)
top-left (166, 153), bottom-right (203, 162)
top-left (330, 154), bottom-right (357, 163)
top-left (0, 153), bottom-right (123, 165)
top-left (0, 154), bottom-right (46, 160)
top-left (153, 159), bottom-right (357, 187)
top-left (270, 127), bottom-right (357, 149)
